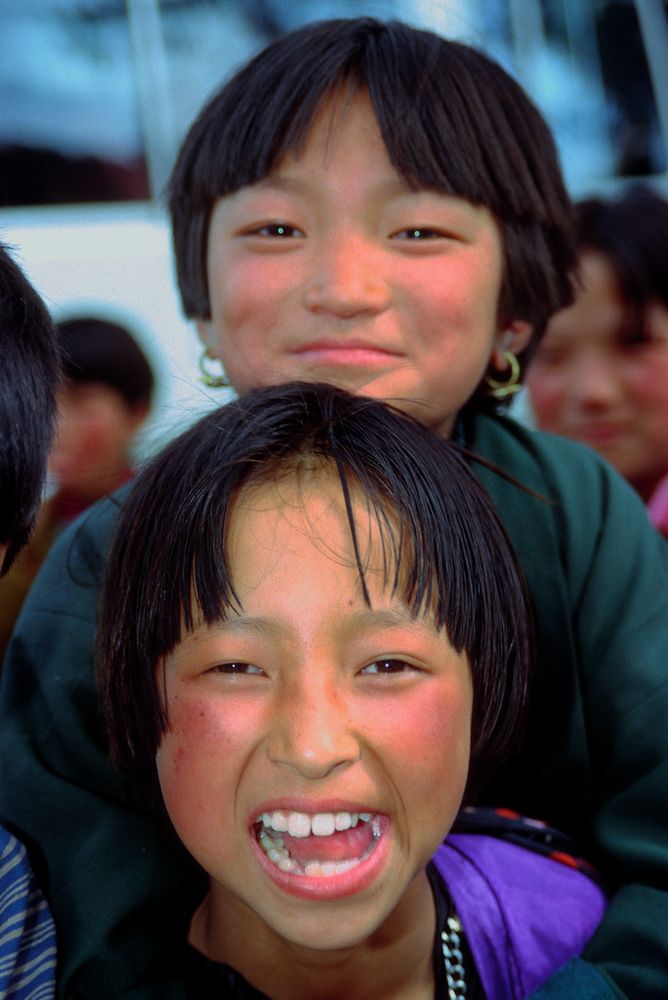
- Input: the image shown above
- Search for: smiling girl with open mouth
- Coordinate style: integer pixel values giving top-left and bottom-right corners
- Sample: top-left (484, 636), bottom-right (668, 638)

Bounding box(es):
top-left (98, 383), bottom-right (605, 999)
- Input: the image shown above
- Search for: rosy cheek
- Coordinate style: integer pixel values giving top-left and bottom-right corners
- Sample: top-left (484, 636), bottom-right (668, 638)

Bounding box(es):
top-left (425, 701), bottom-right (471, 768)
top-left (627, 359), bottom-right (668, 405)
top-left (404, 688), bottom-right (472, 843)
top-left (382, 685), bottom-right (471, 782)
top-left (156, 698), bottom-right (228, 826)
top-left (528, 374), bottom-right (567, 425)
top-left (217, 261), bottom-right (272, 323)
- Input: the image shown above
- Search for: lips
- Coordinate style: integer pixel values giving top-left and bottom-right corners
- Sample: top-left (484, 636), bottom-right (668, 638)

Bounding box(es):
top-left (291, 340), bottom-right (401, 366)
top-left (575, 422), bottom-right (626, 446)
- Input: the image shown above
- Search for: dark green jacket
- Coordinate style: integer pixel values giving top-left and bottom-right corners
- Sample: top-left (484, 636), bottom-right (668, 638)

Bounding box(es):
top-left (1, 413), bottom-right (667, 999)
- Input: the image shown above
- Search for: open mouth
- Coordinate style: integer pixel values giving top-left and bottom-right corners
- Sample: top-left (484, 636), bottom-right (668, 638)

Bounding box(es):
top-left (254, 810), bottom-right (383, 877)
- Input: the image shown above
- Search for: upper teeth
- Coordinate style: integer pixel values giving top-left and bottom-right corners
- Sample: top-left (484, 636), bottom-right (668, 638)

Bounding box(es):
top-left (260, 810), bottom-right (372, 838)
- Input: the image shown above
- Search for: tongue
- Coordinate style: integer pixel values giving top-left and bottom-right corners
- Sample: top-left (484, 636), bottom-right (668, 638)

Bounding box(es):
top-left (282, 822), bottom-right (373, 863)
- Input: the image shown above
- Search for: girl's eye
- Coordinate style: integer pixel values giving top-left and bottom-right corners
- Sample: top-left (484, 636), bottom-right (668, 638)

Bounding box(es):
top-left (249, 223), bottom-right (304, 238)
top-left (618, 328), bottom-right (652, 349)
top-left (534, 345), bottom-right (568, 367)
top-left (392, 227), bottom-right (448, 240)
top-left (361, 658), bottom-right (415, 675)
top-left (211, 662), bottom-right (264, 675)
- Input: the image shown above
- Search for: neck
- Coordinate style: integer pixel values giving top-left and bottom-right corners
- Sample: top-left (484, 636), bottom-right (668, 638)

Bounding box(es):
top-left (190, 871), bottom-right (436, 1000)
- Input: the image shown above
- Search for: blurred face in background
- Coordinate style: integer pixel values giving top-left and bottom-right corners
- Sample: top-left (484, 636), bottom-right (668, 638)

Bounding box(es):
top-left (50, 382), bottom-right (147, 501)
top-left (527, 251), bottom-right (668, 501)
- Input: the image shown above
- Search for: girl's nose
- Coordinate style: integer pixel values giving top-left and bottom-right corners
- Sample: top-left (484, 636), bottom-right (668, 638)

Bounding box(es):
top-left (303, 237), bottom-right (389, 319)
top-left (571, 354), bottom-right (622, 409)
top-left (266, 681), bottom-right (361, 779)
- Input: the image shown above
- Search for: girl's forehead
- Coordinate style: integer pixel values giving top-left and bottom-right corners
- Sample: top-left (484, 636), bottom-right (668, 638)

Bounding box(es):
top-left (203, 473), bottom-right (454, 655)
top-left (224, 471), bottom-right (446, 629)
top-left (228, 472), bottom-right (394, 583)
top-left (229, 471), bottom-right (371, 549)
top-left (271, 87), bottom-right (390, 177)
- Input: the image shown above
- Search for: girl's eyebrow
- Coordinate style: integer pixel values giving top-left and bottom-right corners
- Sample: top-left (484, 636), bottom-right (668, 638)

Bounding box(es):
top-left (346, 607), bottom-right (419, 628)
top-left (204, 606), bottom-right (428, 637)
top-left (345, 607), bottom-right (440, 636)
top-left (204, 616), bottom-right (279, 640)
top-left (251, 174), bottom-right (411, 200)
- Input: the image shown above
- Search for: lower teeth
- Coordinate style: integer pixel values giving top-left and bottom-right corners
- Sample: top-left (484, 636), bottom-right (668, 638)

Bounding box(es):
top-left (257, 817), bottom-right (381, 877)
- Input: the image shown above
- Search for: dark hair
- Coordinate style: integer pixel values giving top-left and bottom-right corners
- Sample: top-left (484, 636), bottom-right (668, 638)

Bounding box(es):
top-left (99, 382), bottom-right (533, 794)
top-left (57, 316), bottom-right (154, 411)
top-left (575, 185), bottom-right (668, 321)
top-left (168, 17), bottom-right (576, 393)
top-left (0, 243), bottom-right (60, 574)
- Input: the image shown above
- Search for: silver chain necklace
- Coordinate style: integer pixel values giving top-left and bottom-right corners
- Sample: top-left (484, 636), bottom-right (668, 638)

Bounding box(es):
top-left (441, 914), bottom-right (467, 999)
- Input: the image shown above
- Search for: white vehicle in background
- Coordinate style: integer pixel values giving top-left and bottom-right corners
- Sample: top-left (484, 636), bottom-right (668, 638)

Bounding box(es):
top-left (1, 0), bottom-right (667, 457)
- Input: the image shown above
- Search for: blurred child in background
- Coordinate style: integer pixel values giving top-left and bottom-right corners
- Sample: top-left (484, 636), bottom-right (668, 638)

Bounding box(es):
top-left (0, 316), bottom-right (154, 659)
top-left (526, 186), bottom-right (668, 535)
top-left (49, 317), bottom-right (154, 514)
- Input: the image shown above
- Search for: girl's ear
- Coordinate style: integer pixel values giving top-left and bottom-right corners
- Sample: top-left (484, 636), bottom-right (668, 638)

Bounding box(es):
top-left (127, 400), bottom-right (151, 431)
top-left (195, 318), bottom-right (219, 358)
top-left (490, 319), bottom-right (533, 371)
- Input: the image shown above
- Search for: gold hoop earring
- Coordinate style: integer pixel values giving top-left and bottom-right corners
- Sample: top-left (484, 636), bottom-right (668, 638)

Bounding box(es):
top-left (484, 351), bottom-right (521, 400)
top-left (198, 350), bottom-right (229, 389)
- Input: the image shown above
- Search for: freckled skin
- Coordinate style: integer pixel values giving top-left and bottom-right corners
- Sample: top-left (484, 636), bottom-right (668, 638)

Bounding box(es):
top-left (156, 472), bottom-right (473, 998)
